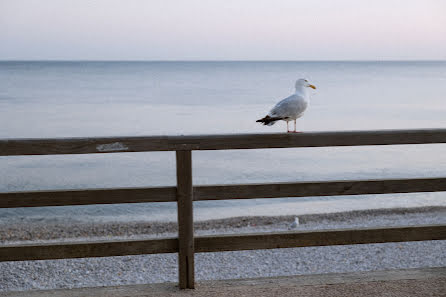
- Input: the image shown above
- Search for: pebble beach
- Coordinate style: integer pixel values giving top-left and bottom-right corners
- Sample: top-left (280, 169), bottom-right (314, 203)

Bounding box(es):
top-left (1, 206), bottom-right (445, 292)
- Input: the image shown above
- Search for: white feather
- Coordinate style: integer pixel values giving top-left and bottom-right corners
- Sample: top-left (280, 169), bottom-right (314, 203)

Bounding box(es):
top-left (268, 93), bottom-right (308, 121)
top-left (258, 79), bottom-right (314, 129)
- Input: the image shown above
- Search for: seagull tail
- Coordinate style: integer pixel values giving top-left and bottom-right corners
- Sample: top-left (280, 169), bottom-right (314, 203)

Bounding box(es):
top-left (256, 115), bottom-right (283, 126)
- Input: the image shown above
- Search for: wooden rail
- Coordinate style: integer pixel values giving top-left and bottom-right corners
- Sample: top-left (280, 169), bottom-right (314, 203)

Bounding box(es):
top-left (1, 225), bottom-right (444, 261)
top-left (1, 129), bottom-right (446, 290)
top-left (2, 177), bottom-right (446, 208)
top-left (1, 129), bottom-right (446, 155)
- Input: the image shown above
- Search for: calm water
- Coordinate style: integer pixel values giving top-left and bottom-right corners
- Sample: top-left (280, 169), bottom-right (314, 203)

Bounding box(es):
top-left (1, 61), bottom-right (446, 222)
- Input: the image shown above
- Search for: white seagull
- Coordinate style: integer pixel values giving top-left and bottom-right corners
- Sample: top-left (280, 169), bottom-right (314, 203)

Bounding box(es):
top-left (289, 217), bottom-right (300, 229)
top-left (257, 79), bottom-right (316, 133)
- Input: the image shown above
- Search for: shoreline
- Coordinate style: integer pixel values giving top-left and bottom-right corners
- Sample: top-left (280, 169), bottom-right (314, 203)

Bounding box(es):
top-left (1, 206), bottom-right (445, 292)
top-left (1, 206), bottom-right (445, 243)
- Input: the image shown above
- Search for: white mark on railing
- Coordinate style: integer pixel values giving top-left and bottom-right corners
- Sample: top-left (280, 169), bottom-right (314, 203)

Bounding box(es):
top-left (96, 142), bottom-right (129, 152)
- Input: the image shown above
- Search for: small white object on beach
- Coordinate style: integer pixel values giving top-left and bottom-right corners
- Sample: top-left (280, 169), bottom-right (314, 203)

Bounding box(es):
top-left (256, 79), bottom-right (316, 133)
top-left (289, 217), bottom-right (300, 229)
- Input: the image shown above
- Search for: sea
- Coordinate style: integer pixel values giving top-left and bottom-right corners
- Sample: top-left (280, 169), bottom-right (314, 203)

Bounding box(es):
top-left (1, 61), bottom-right (446, 223)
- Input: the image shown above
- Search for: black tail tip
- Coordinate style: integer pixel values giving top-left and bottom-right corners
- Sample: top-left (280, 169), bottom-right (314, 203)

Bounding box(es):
top-left (257, 115), bottom-right (276, 125)
top-left (256, 118), bottom-right (268, 125)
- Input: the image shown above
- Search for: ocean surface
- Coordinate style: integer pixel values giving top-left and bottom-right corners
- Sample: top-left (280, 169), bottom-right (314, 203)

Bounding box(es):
top-left (1, 61), bottom-right (446, 222)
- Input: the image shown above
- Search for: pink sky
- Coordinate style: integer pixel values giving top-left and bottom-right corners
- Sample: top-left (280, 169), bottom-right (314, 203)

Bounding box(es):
top-left (1, 0), bottom-right (445, 60)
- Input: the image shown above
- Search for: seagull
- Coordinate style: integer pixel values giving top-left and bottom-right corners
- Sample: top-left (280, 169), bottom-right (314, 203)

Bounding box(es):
top-left (289, 217), bottom-right (300, 229)
top-left (256, 79), bottom-right (316, 133)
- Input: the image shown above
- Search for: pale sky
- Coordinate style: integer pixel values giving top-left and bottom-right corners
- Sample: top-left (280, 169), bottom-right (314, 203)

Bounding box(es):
top-left (1, 0), bottom-right (445, 60)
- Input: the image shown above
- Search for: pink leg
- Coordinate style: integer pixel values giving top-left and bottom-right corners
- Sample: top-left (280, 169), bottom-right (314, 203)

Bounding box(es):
top-left (286, 121), bottom-right (290, 132)
top-left (291, 120), bottom-right (302, 133)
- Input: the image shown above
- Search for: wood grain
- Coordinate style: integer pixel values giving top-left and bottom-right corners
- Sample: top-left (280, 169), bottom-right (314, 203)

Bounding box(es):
top-left (195, 225), bottom-right (446, 253)
top-left (0, 186), bottom-right (177, 208)
top-left (2, 225), bottom-right (444, 262)
top-left (1, 129), bottom-right (446, 155)
top-left (193, 177), bottom-right (446, 201)
top-left (2, 177), bottom-right (445, 208)
top-left (0, 238), bottom-right (178, 262)
top-left (2, 129), bottom-right (446, 290)
top-left (176, 151), bottom-right (195, 289)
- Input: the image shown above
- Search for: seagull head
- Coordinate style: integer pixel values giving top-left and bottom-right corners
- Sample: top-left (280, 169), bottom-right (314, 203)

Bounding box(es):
top-left (295, 78), bottom-right (316, 90)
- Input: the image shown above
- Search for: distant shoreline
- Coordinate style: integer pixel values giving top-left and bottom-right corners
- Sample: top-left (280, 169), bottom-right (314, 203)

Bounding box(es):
top-left (2, 206), bottom-right (444, 244)
top-left (1, 60), bottom-right (446, 63)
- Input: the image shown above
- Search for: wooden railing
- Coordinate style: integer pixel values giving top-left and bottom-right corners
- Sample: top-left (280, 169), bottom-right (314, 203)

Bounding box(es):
top-left (1, 129), bottom-right (446, 289)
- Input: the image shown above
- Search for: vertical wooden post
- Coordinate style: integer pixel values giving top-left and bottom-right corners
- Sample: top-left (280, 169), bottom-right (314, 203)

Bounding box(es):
top-left (176, 150), bottom-right (195, 289)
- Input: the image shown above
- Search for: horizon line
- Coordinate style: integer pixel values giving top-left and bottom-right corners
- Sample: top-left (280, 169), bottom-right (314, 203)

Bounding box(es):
top-left (1, 59), bottom-right (446, 63)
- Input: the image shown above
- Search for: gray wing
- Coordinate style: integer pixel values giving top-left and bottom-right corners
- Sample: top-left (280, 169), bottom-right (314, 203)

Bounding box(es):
top-left (268, 94), bottom-right (306, 118)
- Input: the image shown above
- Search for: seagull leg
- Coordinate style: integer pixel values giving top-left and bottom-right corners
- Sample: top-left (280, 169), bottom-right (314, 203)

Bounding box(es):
top-left (290, 120), bottom-right (302, 133)
top-left (286, 121), bottom-right (290, 133)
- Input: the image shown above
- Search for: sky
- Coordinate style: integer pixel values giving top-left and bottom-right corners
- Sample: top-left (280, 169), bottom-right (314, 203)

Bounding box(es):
top-left (1, 0), bottom-right (445, 60)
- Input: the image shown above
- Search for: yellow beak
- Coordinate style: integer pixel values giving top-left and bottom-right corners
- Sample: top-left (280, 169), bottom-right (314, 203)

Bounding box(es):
top-left (309, 84), bottom-right (316, 89)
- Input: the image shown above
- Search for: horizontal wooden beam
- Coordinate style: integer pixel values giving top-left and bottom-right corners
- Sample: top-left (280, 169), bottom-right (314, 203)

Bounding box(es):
top-left (0, 237), bottom-right (178, 262)
top-left (195, 224), bottom-right (446, 253)
top-left (194, 177), bottom-right (446, 201)
top-left (0, 186), bottom-right (177, 208)
top-left (2, 225), bottom-right (444, 262)
top-left (3, 177), bottom-right (446, 208)
top-left (1, 129), bottom-right (446, 155)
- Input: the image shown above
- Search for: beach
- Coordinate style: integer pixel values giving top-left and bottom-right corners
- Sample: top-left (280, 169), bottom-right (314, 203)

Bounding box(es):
top-left (1, 61), bottom-right (446, 293)
top-left (2, 1), bottom-right (446, 294)
top-left (1, 206), bottom-right (445, 292)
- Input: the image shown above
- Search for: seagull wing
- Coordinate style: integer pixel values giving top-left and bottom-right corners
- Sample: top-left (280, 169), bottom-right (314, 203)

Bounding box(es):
top-left (269, 94), bottom-right (305, 118)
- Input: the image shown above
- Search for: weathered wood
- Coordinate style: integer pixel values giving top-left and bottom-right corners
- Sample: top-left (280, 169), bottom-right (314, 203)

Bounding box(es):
top-left (2, 177), bottom-right (446, 208)
top-left (0, 186), bottom-right (177, 208)
top-left (0, 136), bottom-right (169, 155)
top-left (176, 151), bottom-right (195, 289)
top-left (194, 177), bottom-right (446, 201)
top-left (1, 129), bottom-right (446, 155)
top-left (2, 129), bottom-right (446, 291)
top-left (0, 238), bottom-right (178, 262)
top-left (195, 225), bottom-right (446, 253)
top-left (2, 225), bottom-right (444, 262)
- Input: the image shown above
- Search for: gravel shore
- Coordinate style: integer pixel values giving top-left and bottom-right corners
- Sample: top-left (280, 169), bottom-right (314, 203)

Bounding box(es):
top-left (1, 206), bottom-right (445, 292)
